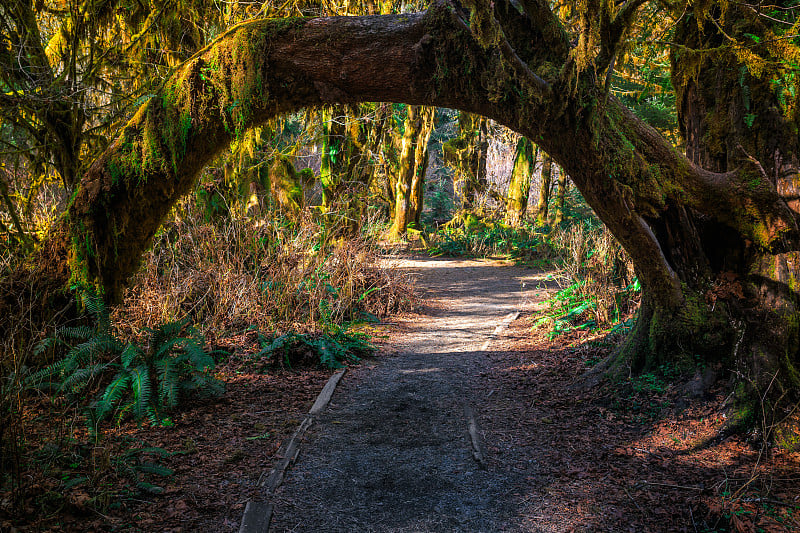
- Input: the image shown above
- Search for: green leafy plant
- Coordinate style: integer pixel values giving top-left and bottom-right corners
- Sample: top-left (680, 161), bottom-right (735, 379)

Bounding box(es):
top-left (426, 215), bottom-right (541, 260)
top-left (534, 222), bottom-right (639, 338)
top-left (32, 293), bottom-right (223, 430)
top-left (113, 447), bottom-right (176, 496)
top-left (250, 325), bottom-right (373, 370)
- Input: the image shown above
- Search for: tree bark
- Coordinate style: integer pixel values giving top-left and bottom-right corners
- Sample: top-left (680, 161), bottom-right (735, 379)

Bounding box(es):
top-left (390, 105), bottom-right (423, 238)
top-left (505, 136), bottom-right (537, 226)
top-left (536, 152), bottom-right (553, 226)
top-left (410, 106), bottom-right (436, 227)
top-left (443, 112), bottom-right (489, 210)
top-left (553, 167), bottom-right (567, 226)
top-left (26, 2), bottom-right (800, 399)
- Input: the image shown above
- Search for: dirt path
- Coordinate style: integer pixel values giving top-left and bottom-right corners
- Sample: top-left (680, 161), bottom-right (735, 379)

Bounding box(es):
top-left (260, 257), bottom-right (800, 533)
top-left (267, 257), bottom-right (554, 532)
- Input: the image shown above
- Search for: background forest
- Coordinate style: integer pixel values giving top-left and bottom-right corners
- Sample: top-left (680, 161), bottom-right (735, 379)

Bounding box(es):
top-left (1, 0), bottom-right (799, 530)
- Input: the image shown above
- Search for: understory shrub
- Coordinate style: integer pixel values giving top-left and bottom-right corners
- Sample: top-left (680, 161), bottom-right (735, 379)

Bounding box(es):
top-left (116, 205), bottom-right (415, 340)
top-left (536, 223), bottom-right (639, 336)
top-left (30, 293), bottom-right (222, 431)
top-left (248, 325), bottom-right (374, 370)
top-left (426, 211), bottom-right (540, 259)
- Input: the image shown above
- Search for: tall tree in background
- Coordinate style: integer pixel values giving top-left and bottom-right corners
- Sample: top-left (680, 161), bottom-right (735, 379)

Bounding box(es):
top-left (553, 168), bottom-right (568, 226)
top-left (390, 105), bottom-right (435, 237)
top-left (442, 112), bottom-right (489, 210)
top-left (536, 153), bottom-right (553, 226)
top-left (505, 136), bottom-right (537, 226)
top-left (409, 106), bottom-right (436, 227)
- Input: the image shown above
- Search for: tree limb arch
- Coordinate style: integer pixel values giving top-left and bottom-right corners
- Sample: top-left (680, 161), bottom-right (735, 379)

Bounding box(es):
top-left (38, 0), bottom-right (799, 311)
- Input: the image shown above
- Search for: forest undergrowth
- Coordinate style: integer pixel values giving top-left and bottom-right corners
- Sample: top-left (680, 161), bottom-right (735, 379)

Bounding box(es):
top-left (0, 197), bottom-right (416, 529)
top-left (424, 188), bottom-right (640, 339)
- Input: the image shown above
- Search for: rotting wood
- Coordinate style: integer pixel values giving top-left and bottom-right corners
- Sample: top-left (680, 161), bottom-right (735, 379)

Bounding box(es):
top-left (481, 311), bottom-right (520, 351)
top-left (238, 502), bottom-right (273, 533)
top-left (464, 404), bottom-right (487, 469)
top-left (262, 416), bottom-right (314, 492)
top-left (309, 369), bottom-right (346, 415)
top-left (239, 369), bottom-right (347, 533)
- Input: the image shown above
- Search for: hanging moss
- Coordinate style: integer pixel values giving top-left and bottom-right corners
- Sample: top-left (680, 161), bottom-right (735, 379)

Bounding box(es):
top-left (269, 155), bottom-right (305, 214)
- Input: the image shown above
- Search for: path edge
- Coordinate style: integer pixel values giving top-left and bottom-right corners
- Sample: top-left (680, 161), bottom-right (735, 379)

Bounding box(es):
top-left (238, 368), bottom-right (347, 533)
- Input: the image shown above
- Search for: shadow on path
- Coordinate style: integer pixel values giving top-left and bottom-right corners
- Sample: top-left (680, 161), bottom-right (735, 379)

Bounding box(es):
top-left (268, 257), bottom-right (554, 532)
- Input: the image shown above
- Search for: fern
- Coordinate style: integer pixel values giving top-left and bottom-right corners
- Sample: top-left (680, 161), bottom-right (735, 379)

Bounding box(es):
top-left (252, 327), bottom-right (372, 370)
top-left (43, 292), bottom-right (223, 431)
top-left (182, 340), bottom-right (214, 371)
top-left (55, 325), bottom-right (95, 341)
top-left (129, 365), bottom-right (153, 421)
top-left (94, 373), bottom-right (130, 422)
top-left (59, 363), bottom-right (109, 394)
top-left (156, 358), bottom-right (179, 410)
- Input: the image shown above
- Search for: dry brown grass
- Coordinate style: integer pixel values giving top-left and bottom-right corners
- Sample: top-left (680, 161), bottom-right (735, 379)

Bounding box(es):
top-left (547, 222), bottom-right (638, 328)
top-left (113, 206), bottom-right (415, 341)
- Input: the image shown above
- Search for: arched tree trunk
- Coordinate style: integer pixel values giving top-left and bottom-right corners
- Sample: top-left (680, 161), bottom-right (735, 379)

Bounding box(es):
top-left (505, 136), bottom-right (537, 226)
top-left (23, 2), bottom-right (800, 405)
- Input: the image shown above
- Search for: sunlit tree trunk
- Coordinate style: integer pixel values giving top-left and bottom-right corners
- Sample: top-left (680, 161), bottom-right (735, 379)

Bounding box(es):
top-left (553, 167), bottom-right (567, 226)
top-left (320, 106), bottom-right (347, 208)
top-left (505, 137), bottom-right (537, 226)
top-left (409, 106), bottom-right (436, 227)
top-left (536, 153), bottom-right (553, 226)
top-left (389, 105), bottom-right (422, 238)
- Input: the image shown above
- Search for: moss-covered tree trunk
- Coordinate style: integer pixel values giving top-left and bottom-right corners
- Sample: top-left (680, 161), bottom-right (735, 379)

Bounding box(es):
top-left (536, 152), bottom-right (553, 226)
top-left (442, 112), bottom-right (489, 210)
top-left (320, 106), bottom-right (347, 208)
top-left (505, 136), bottom-right (536, 226)
top-left (553, 168), bottom-right (567, 226)
top-left (390, 105), bottom-right (422, 238)
top-left (22, 3), bottom-right (799, 407)
top-left (268, 155), bottom-right (305, 215)
top-left (409, 106), bottom-right (436, 227)
top-left (627, 7), bottom-right (800, 401)
top-left (390, 104), bottom-right (435, 237)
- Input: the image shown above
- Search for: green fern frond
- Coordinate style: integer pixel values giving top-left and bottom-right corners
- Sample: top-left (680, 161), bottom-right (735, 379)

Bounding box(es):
top-left (26, 358), bottom-right (69, 387)
top-left (136, 462), bottom-right (174, 477)
top-left (95, 373), bottom-right (131, 421)
top-left (59, 363), bottom-right (109, 394)
top-left (182, 340), bottom-right (214, 371)
top-left (147, 317), bottom-right (190, 353)
top-left (32, 337), bottom-right (57, 357)
top-left (123, 447), bottom-right (174, 458)
top-left (129, 365), bottom-right (153, 420)
top-left (121, 344), bottom-right (143, 369)
top-left (84, 407), bottom-right (101, 439)
top-left (157, 358), bottom-right (180, 410)
top-left (65, 335), bottom-right (121, 368)
top-left (152, 337), bottom-right (185, 361)
top-left (81, 292), bottom-right (111, 333)
top-left (56, 325), bottom-right (94, 341)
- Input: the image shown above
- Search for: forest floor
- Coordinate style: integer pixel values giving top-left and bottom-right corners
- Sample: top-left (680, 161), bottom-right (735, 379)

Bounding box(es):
top-left (6, 255), bottom-right (800, 532)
